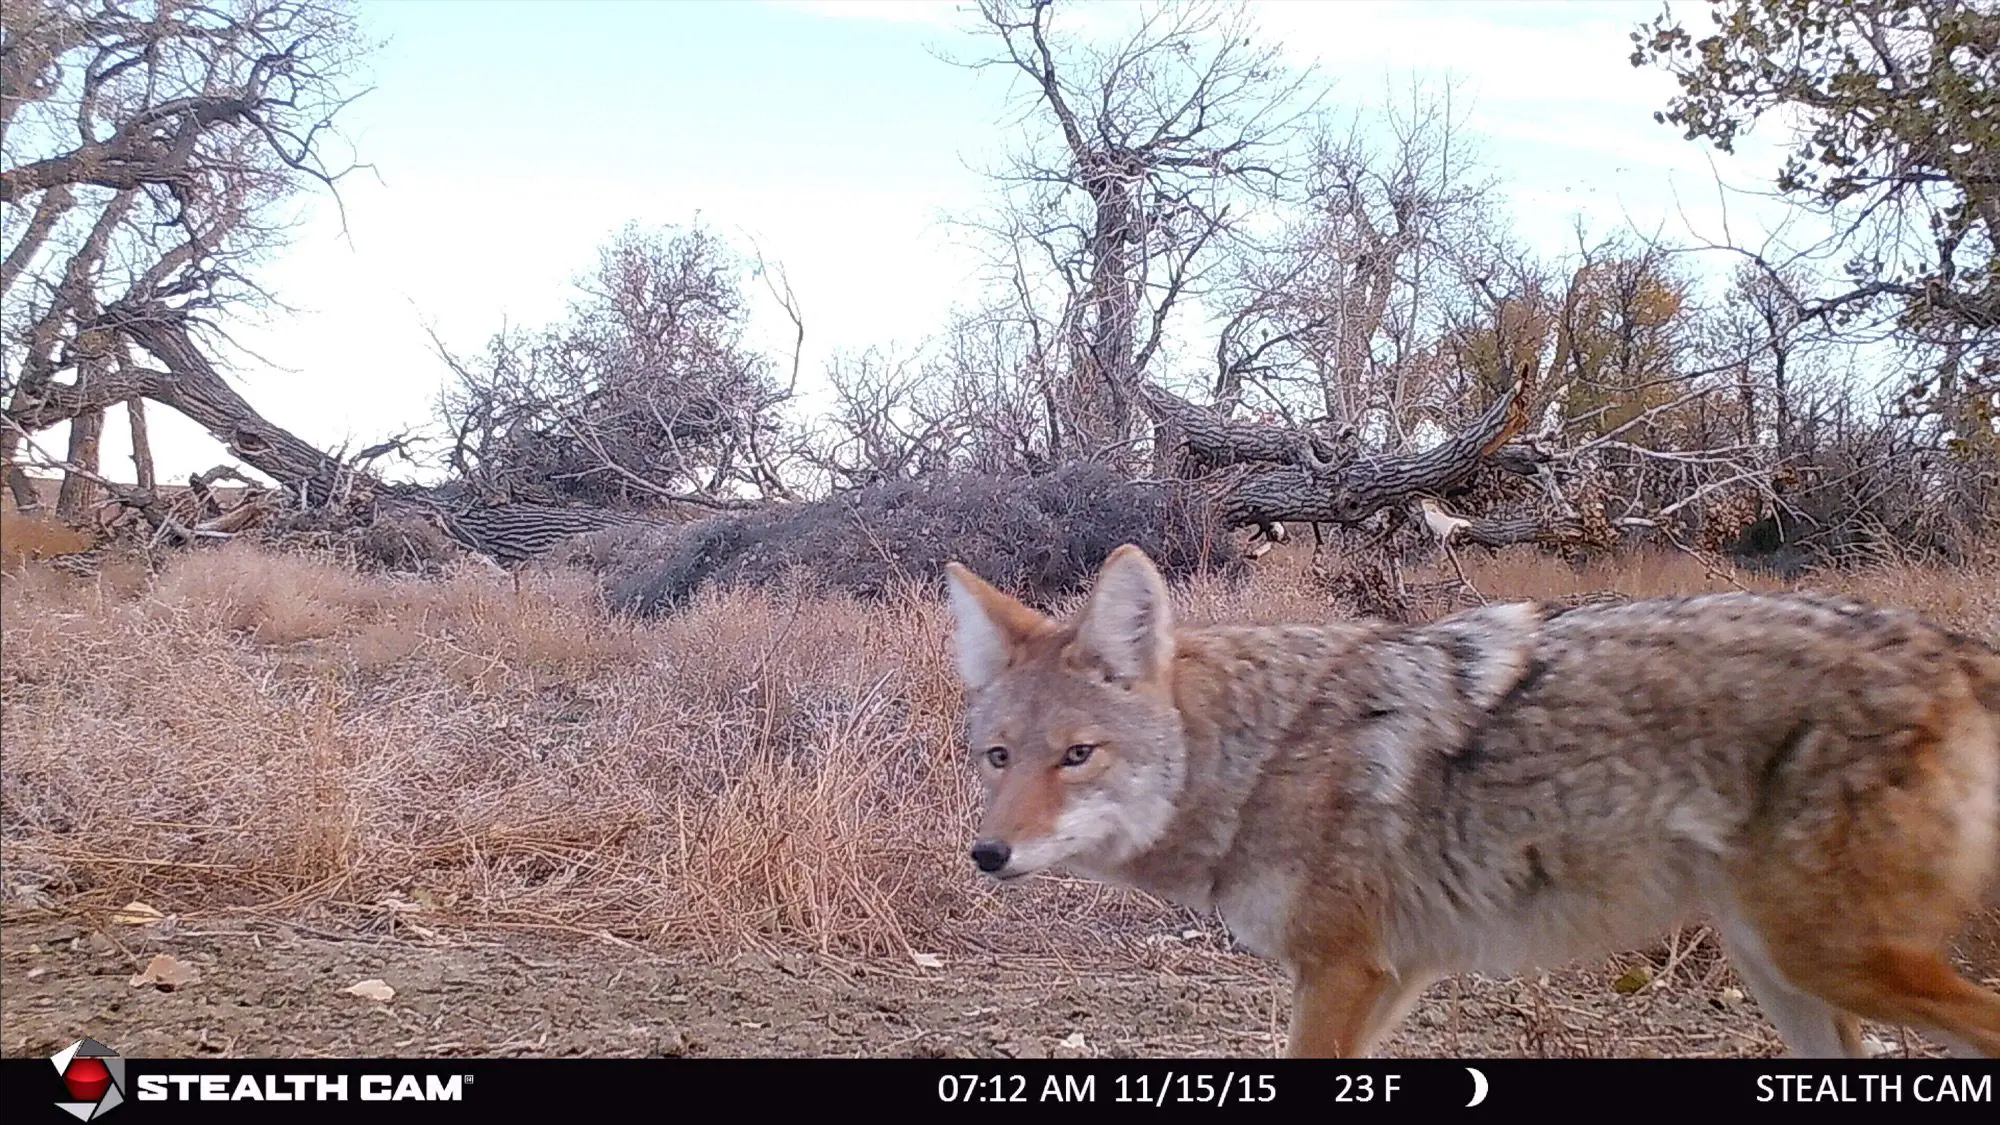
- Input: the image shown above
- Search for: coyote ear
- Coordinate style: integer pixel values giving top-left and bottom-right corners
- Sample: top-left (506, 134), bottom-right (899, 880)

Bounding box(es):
top-left (1076, 545), bottom-right (1174, 685)
top-left (944, 562), bottom-right (1049, 692)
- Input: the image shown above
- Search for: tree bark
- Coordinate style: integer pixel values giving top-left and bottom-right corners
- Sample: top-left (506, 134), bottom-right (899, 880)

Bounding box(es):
top-left (55, 407), bottom-right (104, 518)
top-left (127, 396), bottom-right (155, 491)
top-left (105, 304), bottom-right (349, 503)
top-left (2, 423), bottom-right (42, 511)
top-left (4, 305), bottom-right (356, 506)
top-left (1455, 511), bottom-right (1579, 549)
top-left (1142, 376), bottom-right (1533, 529)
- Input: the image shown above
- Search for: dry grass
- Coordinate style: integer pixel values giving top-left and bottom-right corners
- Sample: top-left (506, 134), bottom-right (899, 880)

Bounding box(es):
top-left (3, 539), bottom-right (1997, 962)
top-left (1, 509), bottom-right (100, 570)
top-left (0, 543), bottom-right (1173, 958)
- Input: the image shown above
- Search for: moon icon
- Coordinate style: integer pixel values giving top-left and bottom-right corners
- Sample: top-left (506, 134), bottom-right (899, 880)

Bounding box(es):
top-left (1465, 1067), bottom-right (1489, 1107)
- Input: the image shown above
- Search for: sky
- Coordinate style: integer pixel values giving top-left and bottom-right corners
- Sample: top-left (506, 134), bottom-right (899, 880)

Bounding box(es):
top-left (51, 0), bottom-right (1796, 485)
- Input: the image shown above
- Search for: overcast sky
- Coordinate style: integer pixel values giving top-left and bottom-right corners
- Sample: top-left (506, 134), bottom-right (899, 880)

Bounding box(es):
top-left (70, 0), bottom-right (1793, 484)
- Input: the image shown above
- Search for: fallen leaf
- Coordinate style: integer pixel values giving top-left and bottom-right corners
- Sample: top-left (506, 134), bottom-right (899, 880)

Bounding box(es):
top-left (410, 888), bottom-right (438, 910)
top-left (1179, 929), bottom-right (1203, 941)
top-left (111, 901), bottom-right (165, 926)
top-left (910, 952), bottom-right (943, 970)
top-left (1057, 1031), bottom-right (1087, 1050)
top-left (1612, 964), bottom-right (1654, 995)
top-left (129, 954), bottom-right (199, 990)
top-left (344, 978), bottom-right (395, 1002)
top-left (1717, 987), bottom-right (1745, 1006)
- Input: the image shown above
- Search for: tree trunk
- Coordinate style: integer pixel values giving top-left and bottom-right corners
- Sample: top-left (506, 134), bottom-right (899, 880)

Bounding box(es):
top-left (105, 304), bottom-right (349, 503)
top-left (126, 396), bottom-right (155, 491)
top-left (55, 406), bottom-right (103, 518)
top-left (4, 468), bottom-right (39, 511)
top-left (1142, 375), bottom-right (1535, 530)
top-left (1065, 166), bottom-right (1141, 460)
top-left (1, 424), bottom-right (41, 511)
top-left (5, 305), bottom-right (357, 506)
top-left (1456, 511), bottom-right (1580, 549)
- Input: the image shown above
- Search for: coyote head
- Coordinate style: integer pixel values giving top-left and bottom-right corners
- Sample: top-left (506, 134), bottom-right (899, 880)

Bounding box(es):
top-left (944, 545), bottom-right (1187, 882)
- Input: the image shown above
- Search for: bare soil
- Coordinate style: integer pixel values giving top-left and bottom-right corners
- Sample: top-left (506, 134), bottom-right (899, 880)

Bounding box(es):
top-left (7, 913), bottom-right (1993, 1060)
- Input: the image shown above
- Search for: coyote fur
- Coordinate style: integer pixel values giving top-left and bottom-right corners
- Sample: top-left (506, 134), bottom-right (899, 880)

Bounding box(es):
top-left (944, 545), bottom-right (2000, 1058)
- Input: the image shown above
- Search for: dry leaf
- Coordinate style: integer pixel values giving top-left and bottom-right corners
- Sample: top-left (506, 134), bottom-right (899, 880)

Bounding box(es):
top-left (910, 952), bottom-right (943, 970)
top-left (1612, 964), bottom-right (1654, 994)
top-left (1717, 987), bottom-right (1745, 1006)
top-left (410, 888), bottom-right (439, 910)
top-left (344, 978), bottom-right (395, 1002)
top-left (110, 901), bottom-right (165, 926)
top-left (129, 954), bottom-right (199, 990)
top-left (1057, 1031), bottom-right (1087, 1050)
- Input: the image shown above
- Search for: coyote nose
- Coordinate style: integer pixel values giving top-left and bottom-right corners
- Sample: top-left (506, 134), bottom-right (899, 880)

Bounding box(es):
top-left (971, 840), bottom-right (1012, 874)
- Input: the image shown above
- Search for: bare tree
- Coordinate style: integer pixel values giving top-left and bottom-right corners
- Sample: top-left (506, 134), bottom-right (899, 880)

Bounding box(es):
top-left (1212, 87), bottom-right (1504, 440)
top-left (965, 0), bottom-right (1320, 462)
top-left (800, 312), bottom-right (1068, 492)
top-left (2, 0), bottom-right (369, 507)
top-left (436, 224), bottom-right (795, 509)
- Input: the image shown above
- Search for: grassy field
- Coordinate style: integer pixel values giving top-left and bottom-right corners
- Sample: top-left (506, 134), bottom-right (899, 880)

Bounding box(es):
top-left (3, 531), bottom-right (1996, 1057)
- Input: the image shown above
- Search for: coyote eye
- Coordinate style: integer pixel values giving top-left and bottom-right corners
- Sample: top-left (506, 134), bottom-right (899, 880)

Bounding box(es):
top-left (1060, 744), bottom-right (1096, 767)
top-left (984, 746), bottom-right (1010, 769)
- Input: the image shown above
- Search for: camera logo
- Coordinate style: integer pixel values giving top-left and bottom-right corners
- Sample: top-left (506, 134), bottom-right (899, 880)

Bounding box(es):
top-left (51, 1037), bottom-right (126, 1120)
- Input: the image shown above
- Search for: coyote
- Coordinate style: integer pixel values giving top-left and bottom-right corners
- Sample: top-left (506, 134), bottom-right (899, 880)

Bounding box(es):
top-left (944, 545), bottom-right (2000, 1058)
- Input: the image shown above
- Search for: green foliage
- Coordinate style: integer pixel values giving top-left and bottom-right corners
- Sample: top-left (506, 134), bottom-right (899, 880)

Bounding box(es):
top-left (1634, 0), bottom-right (1996, 210)
top-left (1633, 0), bottom-right (1997, 441)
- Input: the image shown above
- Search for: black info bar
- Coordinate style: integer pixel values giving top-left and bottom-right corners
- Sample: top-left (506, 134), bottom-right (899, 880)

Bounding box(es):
top-left (6, 1057), bottom-right (1996, 1121)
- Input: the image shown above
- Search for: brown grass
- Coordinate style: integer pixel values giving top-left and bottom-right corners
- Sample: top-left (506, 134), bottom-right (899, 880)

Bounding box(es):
top-left (0, 543), bottom-right (1174, 957)
top-left (3, 540), bottom-right (1997, 960)
top-left (1, 509), bottom-right (100, 570)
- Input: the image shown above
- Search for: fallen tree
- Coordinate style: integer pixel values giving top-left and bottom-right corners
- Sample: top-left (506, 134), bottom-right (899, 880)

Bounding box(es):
top-left (585, 463), bottom-right (1241, 615)
top-left (1138, 373), bottom-right (1546, 530)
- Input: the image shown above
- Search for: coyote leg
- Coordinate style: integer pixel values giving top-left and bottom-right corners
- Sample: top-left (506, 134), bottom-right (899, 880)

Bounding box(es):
top-left (1794, 945), bottom-right (2000, 1059)
top-left (1286, 956), bottom-right (1433, 1059)
top-left (1718, 917), bottom-right (1868, 1058)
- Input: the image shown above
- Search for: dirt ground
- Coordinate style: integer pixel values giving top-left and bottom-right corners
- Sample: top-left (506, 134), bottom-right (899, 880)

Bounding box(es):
top-left (6, 912), bottom-right (1995, 1060)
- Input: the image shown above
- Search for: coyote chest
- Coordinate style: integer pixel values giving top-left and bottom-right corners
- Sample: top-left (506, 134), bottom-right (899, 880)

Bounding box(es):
top-left (1212, 869), bottom-right (1302, 960)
